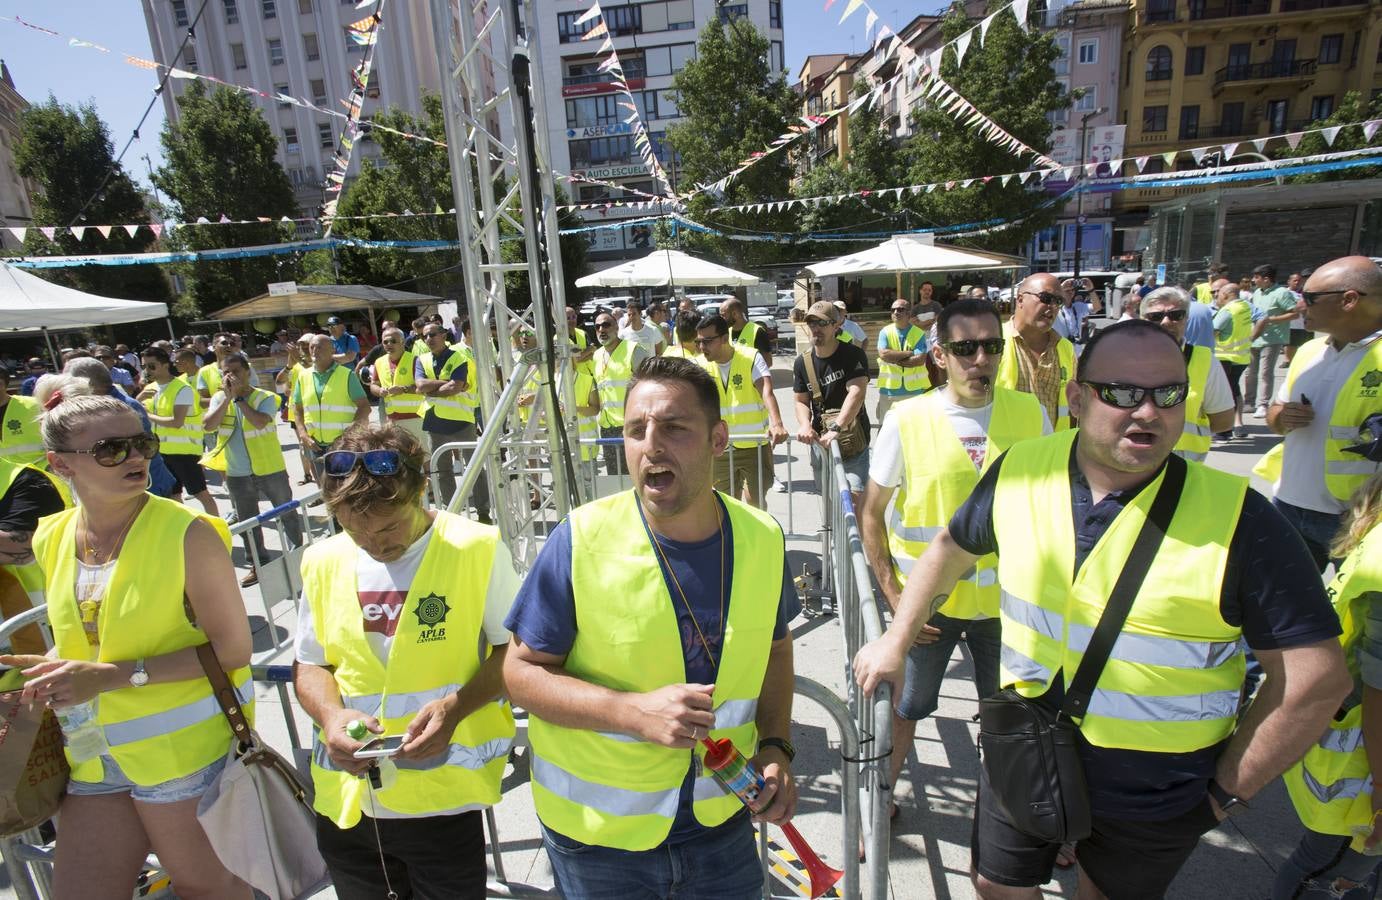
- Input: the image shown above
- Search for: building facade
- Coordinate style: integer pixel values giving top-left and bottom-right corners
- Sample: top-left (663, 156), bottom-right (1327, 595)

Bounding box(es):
top-left (796, 53), bottom-right (859, 172)
top-left (0, 61), bottom-right (34, 250)
top-left (1116, 0), bottom-right (1382, 271)
top-left (534, 0), bottom-right (785, 261)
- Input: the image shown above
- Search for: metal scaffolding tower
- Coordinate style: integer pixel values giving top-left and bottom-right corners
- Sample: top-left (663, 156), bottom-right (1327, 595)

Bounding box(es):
top-left (425, 0), bottom-right (585, 567)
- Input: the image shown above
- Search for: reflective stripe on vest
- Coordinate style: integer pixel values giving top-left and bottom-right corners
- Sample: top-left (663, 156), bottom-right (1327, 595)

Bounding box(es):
top-left (417, 348), bottom-right (476, 424)
top-left (1283, 524), bottom-right (1382, 843)
top-left (301, 512), bottom-right (513, 828)
top-left (375, 350), bottom-right (424, 417)
top-left (150, 376), bottom-right (203, 455)
top-left (877, 324), bottom-right (930, 395)
top-left (215, 387), bottom-right (285, 475)
top-left (529, 490), bottom-right (784, 851)
top-left (993, 322), bottom-right (1076, 430)
top-left (699, 345), bottom-right (768, 449)
top-left (1174, 344), bottom-right (1214, 462)
top-left (299, 365), bottom-right (359, 444)
top-left (888, 389), bottom-right (1044, 619)
top-left (992, 430), bottom-right (1247, 752)
top-left (1215, 301), bottom-right (1252, 365)
top-left (595, 340), bottom-right (638, 429)
top-left (1282, 336), bottom-right (1382, 501)
top-left (35, 497), bottom-right (248, 786)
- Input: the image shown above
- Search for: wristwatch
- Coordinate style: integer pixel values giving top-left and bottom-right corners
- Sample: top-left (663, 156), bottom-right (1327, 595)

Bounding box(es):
top-left (758, 737), bottom-right (796, 763)
top-left (1207, 779), bottom-right (1248, 817)
top-left (129, 659), bottom-right (149, 688)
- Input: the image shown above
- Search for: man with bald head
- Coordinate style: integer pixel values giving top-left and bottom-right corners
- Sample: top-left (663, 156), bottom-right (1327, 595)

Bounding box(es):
top-left (855, 319), bottom-right (1349, 900)
top-left (994, 273), bottom-right (1077, 429)
top-left (293, 333), bottom-right (372, 481)
top-left (1263, 255), bottom-right (1382, 570)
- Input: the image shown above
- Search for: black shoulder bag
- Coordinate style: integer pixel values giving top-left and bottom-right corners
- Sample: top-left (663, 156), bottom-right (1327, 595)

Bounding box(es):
top-left (977, 454), bottom-right (1187, 843)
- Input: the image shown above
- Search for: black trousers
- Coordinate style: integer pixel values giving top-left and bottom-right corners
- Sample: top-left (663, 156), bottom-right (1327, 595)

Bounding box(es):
top-left (316, 809), bottom-right (488, 900)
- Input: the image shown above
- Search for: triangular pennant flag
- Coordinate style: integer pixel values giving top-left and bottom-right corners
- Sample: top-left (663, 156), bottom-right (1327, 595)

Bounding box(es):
top-left (150, 224), bottom-right (163, 238)
top-left (864, 10), bottom-right (878, 35)
top-left (1162, 151), bottom-right (1177, 166)
top-left (1019, 170), bottom-right (1034, 184)
top-left (218, 214), bottom-right (232, 224)
top-left (960, 179), bottom-right (974, 189)
top-left (7, 227), bottom-right (24, 242)
top-left (1252, 138), bottom-right (1268, 154)
top-left (597, 55), bottom-right (620, 73)
top-left (1321, 125), bottom-right (1342, 147)
top-left (839, 0), bottom-right (865, 25)
top-left (1190, 147), bottom-right (1207, 164)
top-left (928, 48), bottom-right (943, 74)
top-left (582, 20), bottom-right (608, 39)
top-left (925, 184), bottom-right (937, 193)
top-left (39, 227), bottom-right (56, 241)
top-left (1061, 167), bottom-right (1073, 181)
top-left (873, 25), bottom-right (893, 50)
top-left (1221, 143), bottom-right (1238, 160)
top-left (1285, 132), bottom-right (1304, 150)
top-left (575, 3), bottom-right (602, 26)
top-left (1084, 163), bottom-right (1098, 177)
top-left (1012, 0), bottom-right (1030, 28)
top-left (1001, 174), bottom-right (1013, 186)
top-left (980, 12), bottom-right (997, 43)
top-left (168, 68), bottom-right (197, 79)
top-left (96, 225), bottom-right (113, 239)
top-left (70, 226), bottom-right (86, 241)
top-left (1134, 156), bottom-right (1149, 173)
top-left (955, 29), bottom-right (973, 63)
top-left (1364, 119), bottom-right (1381, 141)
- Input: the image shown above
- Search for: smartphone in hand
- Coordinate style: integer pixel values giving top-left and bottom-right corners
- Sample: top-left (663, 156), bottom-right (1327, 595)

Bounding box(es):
top-left (353, 735), bottom-right (405, 759)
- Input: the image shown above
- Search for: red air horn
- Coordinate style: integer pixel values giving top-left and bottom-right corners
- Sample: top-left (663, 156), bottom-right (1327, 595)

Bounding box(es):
top-left (702, 737), bottom-right (844, 899)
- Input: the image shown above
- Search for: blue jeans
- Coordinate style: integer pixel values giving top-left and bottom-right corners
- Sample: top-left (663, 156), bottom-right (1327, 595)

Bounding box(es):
top-left (543, 813), bottom-right (763, 900)
top-left (1272, 499), bottom-right (1342, 573)
top-left (1272, 828), bottom-right (1381, 900)
top-left (896, 613), bottom-right (1001, 720)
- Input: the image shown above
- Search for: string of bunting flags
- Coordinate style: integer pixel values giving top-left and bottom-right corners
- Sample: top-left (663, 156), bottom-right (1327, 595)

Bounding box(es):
top-left (322, 0), bottom-right (387, 227)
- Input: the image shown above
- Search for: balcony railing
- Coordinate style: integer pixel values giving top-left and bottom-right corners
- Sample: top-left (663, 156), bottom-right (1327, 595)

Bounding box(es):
top-left (1280, 0), bottom-right (1366, 12)
top-left (1214, 58), bottom-right (1317, 87)
top-left (564, 66), bottom-right (646, 86)
top-left (1187, 0), bottom-right (1269, 18)
top-left (1141, 5), bottom-right (1178, 22)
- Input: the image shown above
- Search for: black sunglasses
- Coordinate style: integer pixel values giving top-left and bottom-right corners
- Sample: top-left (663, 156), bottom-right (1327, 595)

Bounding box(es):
top-left (1301, 289), bottom-right (1363, 307)
top-left (322, 449), bottom-right (409, 478)
top-left (805, 317), bottom-right (832, 327)
top-left (693, 334), bottom-right (726, 346)
top-left (1021, 291), bottom-right (1062, 305)
top-left (1080, 380), bottom-right (1189, 410)
top-left (890, 306), bottom-right (911, 314)
top-left (594, 321), bottom-right (615, 329)
top-left (940, 338), bottom-right (1005, 357)
top-left (1142, 309), bottom-right (1187, 323)
top-left (58, 433), bottom-right (160, 467)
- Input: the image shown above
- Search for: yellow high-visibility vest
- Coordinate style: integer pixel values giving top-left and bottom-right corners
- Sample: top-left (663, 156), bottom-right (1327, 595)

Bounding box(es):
top-left (877, 324), bottom-right (930, 396)
top-left (36, 497), bottom-right (249, 786)
top-left (1174, 344), bottom-right (1214, 463)
top-left (1215, 300), bottom-right (1252, 366)
top-left (994, 322), bottom-right (1076, 430)
top-left (992, 430), bottom-right (1247, 752)
top-left (299, 364), bottom-right (359, 445)
top-left (698, 345), bottom-right (768, 449)
top-left (417, 347), bottom-right (476, 424)
top-left (374, 350), bottom-right (423, 418)
top-left (210, 387), bottom-right (285, 475)
top-left (0, 394), bottom-right (44, 468)
top-left (889, 389), bottom-right (1044, 619)
top-left (529, 490), bottom-right (783, 850)
top-left (301, 512), bottom-right (514, 828)
top-left (149, 376), bottom-right (203, 456)
top-left (594, 340), bottom-right (638, 429)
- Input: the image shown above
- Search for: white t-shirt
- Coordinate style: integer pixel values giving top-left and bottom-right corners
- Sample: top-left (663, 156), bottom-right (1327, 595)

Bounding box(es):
top-left (1273, 330), bottom-right (1382, 514)
top-left (1199, 349), bottom-right (1235, 416)
top-left (839, 319), bottom-right (867, 345)
top-left (618, 321), bottom-right (664, 356)
top-left (157, 381), bottom-right (193, 411)
top-left (870, 390), bottom-right (1052, 487)
top-left (716, 352), bottom-right (772, 386)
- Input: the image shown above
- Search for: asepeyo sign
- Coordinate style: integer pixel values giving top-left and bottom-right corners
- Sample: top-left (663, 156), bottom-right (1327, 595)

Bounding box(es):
top-left (567, 122), bottom-right (634, 140)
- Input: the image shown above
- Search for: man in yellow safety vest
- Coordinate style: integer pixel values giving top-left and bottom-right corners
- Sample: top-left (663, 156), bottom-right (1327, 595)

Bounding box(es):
top-left (294, 423), bottom-right (516, 897)
top-left (140, 345), bottom-right (219, 517)
top-left (722, 297), bottom-right (773, 365)
top-left (1139, 286), bottom-right (1236, 462)
top-left (369, 327), bottom-right (425, 445)
top-left (994, 273), bottom-right (1077, 430)
top-left (504, 356), bottom-right (800, 898)
top-left (413, 323), bottom-right (488, 520)
top-left (856, 320), bottom-right (1350, 898)
top-left (861, 298), bottom-right (1048, 819)
top-left (1212, 281), bottom-right (1254, 441)
top-left (292, 334), bottom-right (372, 482)
top-left (694, 314), bottom-right (788, 508)
top-left (875, 299), bottom-right (931, 422)
top-left (0, 366), bottom-right (44, 469)
top-left (592, 311), bottom-right (652, 476)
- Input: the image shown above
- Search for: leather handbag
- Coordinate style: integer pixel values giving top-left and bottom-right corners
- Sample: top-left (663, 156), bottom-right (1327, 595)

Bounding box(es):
top-left (978, 455), bottom-right (1186, 844)
top-left (802, 349), bottom-right (868, 459)
top-left (193, 644), bottom-right (330, 900)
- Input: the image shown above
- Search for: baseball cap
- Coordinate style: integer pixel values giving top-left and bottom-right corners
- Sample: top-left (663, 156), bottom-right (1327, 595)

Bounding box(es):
top-left (832, 301), bottom-right (848, 311)
top-left (326, 316), bottom-right (343, 325)
top-left (806, 301), bottom-right (838, 321)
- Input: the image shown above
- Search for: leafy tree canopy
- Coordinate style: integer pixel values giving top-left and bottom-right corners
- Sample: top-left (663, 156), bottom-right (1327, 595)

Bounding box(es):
top-left (1272, 91), bottom-right (1382, 184)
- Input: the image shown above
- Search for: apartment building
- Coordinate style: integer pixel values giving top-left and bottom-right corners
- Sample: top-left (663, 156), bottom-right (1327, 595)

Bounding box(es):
top-left (796, 53), bottom-right (859, 171)
top-left (534, 0), bottom-right (785, 261)
top-left (0, 62), bottom-right (34, 250)
top-left (1116, 0), bottom-right (1382, 261)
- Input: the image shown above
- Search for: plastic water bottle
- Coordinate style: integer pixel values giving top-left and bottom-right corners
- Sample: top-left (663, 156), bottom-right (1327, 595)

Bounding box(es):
top-left (56, 700), bottom-right (107, 763)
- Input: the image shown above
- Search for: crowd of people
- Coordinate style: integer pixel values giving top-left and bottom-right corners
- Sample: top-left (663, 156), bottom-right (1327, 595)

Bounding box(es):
top-left (0, 254), bottom-right (1376, 900)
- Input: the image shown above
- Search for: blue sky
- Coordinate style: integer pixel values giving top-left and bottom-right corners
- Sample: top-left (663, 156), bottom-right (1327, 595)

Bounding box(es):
top-left (0, 1), bottom-right (943, 190)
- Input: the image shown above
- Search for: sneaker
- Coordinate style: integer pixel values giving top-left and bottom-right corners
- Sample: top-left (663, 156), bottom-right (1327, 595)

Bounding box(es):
top-left (239, 569), bottom-right (259, 588)
top-left (1233, 427), bottom-right (1248, 440)
top-left (1252, 406), bottom-right (1267, 418)
top-left (1212, 432), bottom-right (1233, 446)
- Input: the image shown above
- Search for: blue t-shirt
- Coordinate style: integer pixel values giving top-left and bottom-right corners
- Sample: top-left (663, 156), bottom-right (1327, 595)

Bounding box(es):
top-left (414, 348), bottom-right (471, 435)
top-left (948, 442), bottom-right (1340, 820)
top-left (1183, 301), bottom-right (1216, 350)
top-left (505, 494), bottom-right (801, 844)
top-left (332, 333), bottom-right (360, 357)
top-left (107, 387), bottom-right (177, 497)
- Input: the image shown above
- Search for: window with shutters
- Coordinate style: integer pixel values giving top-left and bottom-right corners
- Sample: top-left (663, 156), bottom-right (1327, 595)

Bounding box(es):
top-left (304, 33), bottom-right (319, 61)
top-left (172, 0), bottom-right (189, 27)
top-left (268, 38), bottom-right (285, 65)
top-left (1143, 105), bottom-right (1168, 132)
top-left (318, 123), bottom-right (334, 148)
top-left (310, 78), bottom-right (327, 106)
top-left (231, 43), bottom-right (248, 69)
top-left (284, 128), bottom-right (300, 153)
top-left (262, 0), bottom-right (276, 18)
top-left (223, 0), bottom-right (239, 24)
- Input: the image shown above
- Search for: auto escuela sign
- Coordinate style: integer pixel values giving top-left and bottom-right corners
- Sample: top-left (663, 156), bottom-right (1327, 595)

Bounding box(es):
top-left (567, 122), bottom-right (634, 140)
top-left (573, 163), bottom-right (651, 180)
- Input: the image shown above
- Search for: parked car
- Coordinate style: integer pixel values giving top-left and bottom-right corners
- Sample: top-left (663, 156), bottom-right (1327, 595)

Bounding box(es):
top-left (578, 295), bottom-right (635, 327)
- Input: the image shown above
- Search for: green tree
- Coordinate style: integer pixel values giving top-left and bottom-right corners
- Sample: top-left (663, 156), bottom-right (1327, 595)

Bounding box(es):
top-left (665, 16), bottom-right (799, 267)
top-left (153, 82), bottom-right (300, 317)
top-left (13, 98), bottom-right (171, 303)
top-left (901, 0), bottom-right (1067, 251)
top-left (1271, 91), bottom-right (1382, 184)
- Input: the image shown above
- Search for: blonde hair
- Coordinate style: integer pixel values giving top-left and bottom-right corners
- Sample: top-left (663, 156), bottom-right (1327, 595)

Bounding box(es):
top-left (1332, 472), bottom-right (1382, 560)
top-left (40, 394), bottom-right (140, 453)
top-left (31, 373), bottom-right (93, 412)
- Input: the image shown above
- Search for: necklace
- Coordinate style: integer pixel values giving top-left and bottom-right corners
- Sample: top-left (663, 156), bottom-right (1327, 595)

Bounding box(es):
top-left (76, 497), bottom-right (146, 646)
top-left (644, 498), bottom-right (726, 668)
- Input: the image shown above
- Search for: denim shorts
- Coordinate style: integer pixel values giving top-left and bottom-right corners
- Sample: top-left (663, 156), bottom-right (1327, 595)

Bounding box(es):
top-left (67, 752), bottom-right (227, 804)
top-left (812, 445), bottom-right (871, 494)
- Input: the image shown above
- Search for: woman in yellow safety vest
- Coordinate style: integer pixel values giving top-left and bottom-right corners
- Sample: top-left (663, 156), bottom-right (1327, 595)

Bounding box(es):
top-left (2, 393), bottom-right (252, 900)
top-left (1278, 471), bottom-right (1382, 899)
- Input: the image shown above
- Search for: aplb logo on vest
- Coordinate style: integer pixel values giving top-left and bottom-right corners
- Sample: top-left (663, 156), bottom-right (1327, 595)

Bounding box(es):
top-left (5, 419), bottom-right (19, 435)
top-left (1360, 369), bottom-right (1382, 398)
top-left (414, 592), bottom-right (451, 643)
top-left (732, 373), bottom-right (744, 389)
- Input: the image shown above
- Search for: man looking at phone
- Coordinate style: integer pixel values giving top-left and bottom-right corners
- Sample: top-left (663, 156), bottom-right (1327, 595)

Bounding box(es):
top-left (294, 423), bottom-right (517, 898)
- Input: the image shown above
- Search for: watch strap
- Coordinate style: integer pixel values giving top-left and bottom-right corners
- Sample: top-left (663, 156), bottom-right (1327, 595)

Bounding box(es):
top-left (758, 736), bottom-right (795, 763)
top-left (1208, 779), bottom-right (1247, 813)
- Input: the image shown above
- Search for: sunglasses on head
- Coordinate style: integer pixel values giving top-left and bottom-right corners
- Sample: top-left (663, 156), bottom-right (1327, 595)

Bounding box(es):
top-left (1301, 289), bottom-right (1363, 306)
top-left (1080, 380), bottom-right (1189, 410)
top-left (941, 338), bottom-right (1005, 357)
top-left (322, 449), bottom-right (409, 478)
top-left (59, 433), bottom-right (160, 467)
top-left (1022, 291), bottom-right (1062, 305)
top-left (1142, 309), bottom-right (1187, 323)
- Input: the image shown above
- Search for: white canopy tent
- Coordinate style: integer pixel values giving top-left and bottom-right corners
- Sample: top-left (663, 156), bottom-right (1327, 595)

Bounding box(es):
top-left (804, 233), bottom-right (1025, 277)
top-left (0, 263), bottom-right (170, 330)
top-left (576, 249), bottom-right (759, 288)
